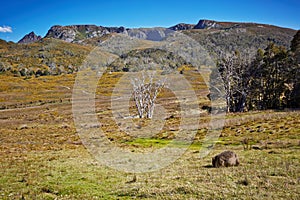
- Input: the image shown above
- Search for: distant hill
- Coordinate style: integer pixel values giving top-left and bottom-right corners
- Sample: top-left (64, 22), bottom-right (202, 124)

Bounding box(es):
top-left (0, 19), bottom-right (297, 76)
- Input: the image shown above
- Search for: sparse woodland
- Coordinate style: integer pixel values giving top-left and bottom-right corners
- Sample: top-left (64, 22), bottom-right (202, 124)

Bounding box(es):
top-left (211, 30), bottom-right (300, 112)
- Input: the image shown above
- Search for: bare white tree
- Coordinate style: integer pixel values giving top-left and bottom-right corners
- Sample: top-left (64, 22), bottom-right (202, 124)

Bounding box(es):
top-left (131, 71), bottom-right (166, 118)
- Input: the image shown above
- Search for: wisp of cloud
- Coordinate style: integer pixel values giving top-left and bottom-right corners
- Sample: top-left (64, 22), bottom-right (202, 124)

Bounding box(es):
top-left (0, 26), bottom-right (12, 33)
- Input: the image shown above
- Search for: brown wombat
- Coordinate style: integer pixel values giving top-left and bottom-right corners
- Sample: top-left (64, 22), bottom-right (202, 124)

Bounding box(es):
top-left (212, 151), bottom-right (239, 168)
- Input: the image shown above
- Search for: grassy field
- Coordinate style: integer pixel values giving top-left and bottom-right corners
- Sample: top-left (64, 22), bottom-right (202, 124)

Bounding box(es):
top-left (0, 72), bottom-right (299, 199)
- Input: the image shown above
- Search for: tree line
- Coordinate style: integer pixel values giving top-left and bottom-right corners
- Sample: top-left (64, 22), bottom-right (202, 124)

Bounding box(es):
top-left (210, 30), bottom-right (300, 112)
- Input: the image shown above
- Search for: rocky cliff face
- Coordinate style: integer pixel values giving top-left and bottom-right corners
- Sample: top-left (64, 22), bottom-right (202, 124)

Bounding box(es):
top-left (194, 19), bottom-right (222, 29)
top-left (18, 31), bottom-right (42, 44)
top-left (169, 21), bottom-right (225, 31)
top-left (45, 25), bottom-right (77, 42)
top-left (45, 25), bottom-right (176, 42)
top-left (45, 25), bottom-right (126, 43)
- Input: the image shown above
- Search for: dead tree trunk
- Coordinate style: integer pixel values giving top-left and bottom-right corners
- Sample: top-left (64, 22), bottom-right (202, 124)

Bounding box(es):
top-left (131, 71), bottom-right (166, 118)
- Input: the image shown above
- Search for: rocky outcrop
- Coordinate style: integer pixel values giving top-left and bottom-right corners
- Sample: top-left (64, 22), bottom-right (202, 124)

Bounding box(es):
top-left (45, 25), bottom-right (126, 43)
top-left (45, 25), bottom-right (79, 42)
top-left (169, 23), bottom-right (195, 31)
top-left (194, 19), bottom-right (222, 29)
top-left (44, 25), bottom-right (176, 42)
top-left (18, 31), bottom-right (42, 44)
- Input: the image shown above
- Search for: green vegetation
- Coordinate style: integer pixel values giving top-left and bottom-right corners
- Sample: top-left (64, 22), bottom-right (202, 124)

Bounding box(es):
top-left (109, 48), bottom-right (188, 72)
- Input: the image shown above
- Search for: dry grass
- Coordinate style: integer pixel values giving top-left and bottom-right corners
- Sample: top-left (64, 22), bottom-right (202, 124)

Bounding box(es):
top-left (0, 72), bottom-right (299, 199)
top-left (0, 74), bottom-right (75, 109)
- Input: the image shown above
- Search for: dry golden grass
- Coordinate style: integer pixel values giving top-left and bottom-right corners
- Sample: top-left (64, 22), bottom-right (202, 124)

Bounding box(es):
top-left (0, 74), bottom-right (75, 109)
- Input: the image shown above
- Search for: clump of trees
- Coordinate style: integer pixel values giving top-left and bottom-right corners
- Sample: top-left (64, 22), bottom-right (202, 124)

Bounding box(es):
top-left (211, 30), bottom-right (300, 112)
top-left (109, 48), bottom-right (187, 72)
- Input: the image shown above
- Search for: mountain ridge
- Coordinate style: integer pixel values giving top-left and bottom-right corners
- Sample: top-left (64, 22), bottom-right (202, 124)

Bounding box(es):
top-left (15, 19), bottom-right (297, 44)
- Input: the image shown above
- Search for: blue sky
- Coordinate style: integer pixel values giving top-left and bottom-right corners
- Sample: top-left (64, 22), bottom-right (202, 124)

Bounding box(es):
top-left (0, 0), bottom-right (299, 42)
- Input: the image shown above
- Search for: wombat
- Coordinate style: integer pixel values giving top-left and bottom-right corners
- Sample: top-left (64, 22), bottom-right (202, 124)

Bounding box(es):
top-left (212, 151), bottom-right (239, 168)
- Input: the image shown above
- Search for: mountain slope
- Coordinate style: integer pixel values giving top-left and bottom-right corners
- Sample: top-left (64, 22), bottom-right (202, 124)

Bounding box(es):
top-left (184, 24), bottom-right (296, 58)
top-left (0, 38), bottom-right (92, 76)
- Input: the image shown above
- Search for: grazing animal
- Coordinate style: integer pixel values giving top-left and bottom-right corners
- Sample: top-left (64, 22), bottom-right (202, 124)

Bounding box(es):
top-left (212, 151), bottom-right (239, 168)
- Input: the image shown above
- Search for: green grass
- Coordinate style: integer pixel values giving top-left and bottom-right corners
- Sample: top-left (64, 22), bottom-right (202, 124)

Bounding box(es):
top-left (2, 143), bottom-right (298, 199)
